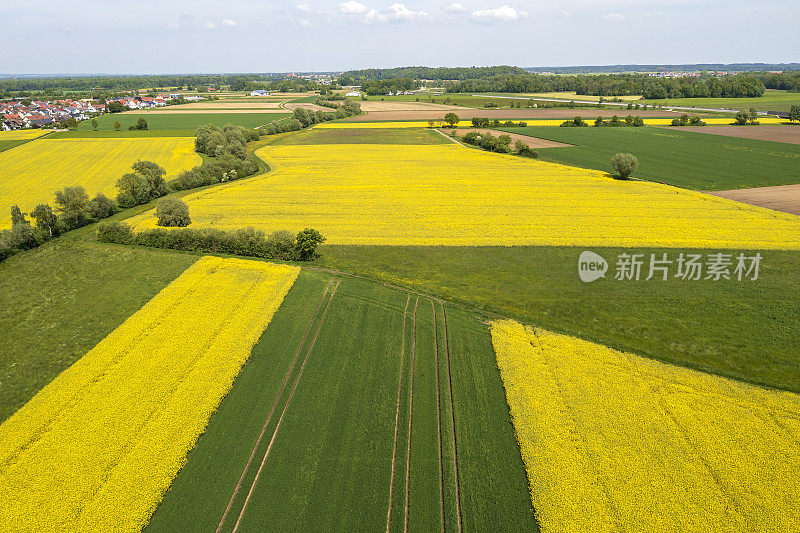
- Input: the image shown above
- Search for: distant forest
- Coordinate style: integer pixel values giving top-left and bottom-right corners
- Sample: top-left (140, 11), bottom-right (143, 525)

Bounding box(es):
top-left (525, 63), bottom-right (800, 74)
top-left (1, 65), bottom-right (798, 100)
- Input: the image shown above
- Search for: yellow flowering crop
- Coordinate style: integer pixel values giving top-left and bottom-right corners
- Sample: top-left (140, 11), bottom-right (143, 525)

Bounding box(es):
top-left (490, 319), bottom-right (800, 533)
top-left (0, 137), bottom-right (200, 229)
top-left (315, 117), bottom-right (787, 128)
top-left (128, 143), bottom-right (800, 249)
top-left (0, 256), bottom-right (299, 532)
top-left (0, 130), bottom-right (50, 141)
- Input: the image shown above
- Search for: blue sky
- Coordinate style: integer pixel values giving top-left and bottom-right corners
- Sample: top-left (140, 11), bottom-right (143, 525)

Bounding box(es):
top-left (1, 0), bottom-right (797, 74)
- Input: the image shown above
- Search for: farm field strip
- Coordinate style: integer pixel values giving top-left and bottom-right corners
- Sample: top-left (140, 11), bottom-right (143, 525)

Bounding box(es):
top-left (145, 272), bottom-right (537, 531)
top-left (385, 296), bottom-right (412, 533)
top-left (0, 129), bottom-right (50, 141)
top-left (491, 319), bottom-right (800, 532)
top-left (670, 124), bottom-right (800, 145)
top-left (0, 256), bottom-right (300, 532)
top-left (231, 280), bottom-right (340, 533)
top-left (319, 117), bottom-right (789, 129)
top-left (128, 143), bottom-right (800, 249)
top-left (512, 125), bottom-right (800, 190)
top-left (216, 279), bottom-right (335, 532)
top-left (440, 305), bottom-right (463, 533)
top-left (0, 136), bottom-right (200, 228)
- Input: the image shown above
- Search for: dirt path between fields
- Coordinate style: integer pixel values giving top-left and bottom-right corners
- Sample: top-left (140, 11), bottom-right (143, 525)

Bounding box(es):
top-left (442, 307), bottom-right (463, 533)
top-left (709, 184), bottom-right (800, 216)
top-left (216, 279), bottom-right (333, 533)
top-left (386, 295), bottom-right (412, 533)
top-left (231, 280), bottom-right (340, 533)
top-left (672, 125), bottom-right (800, 145)
top-left (451, 128), bottom-right (573, 149)
top-left (403, 298), bottom-right (419, 533)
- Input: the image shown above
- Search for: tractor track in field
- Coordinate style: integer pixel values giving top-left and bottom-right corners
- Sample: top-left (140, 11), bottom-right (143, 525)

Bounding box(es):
top-left (403, 298), bottom-right (419, 533)
top-left (230, 280), bottom-right (340, 533)
top-left (216, 279), bottom-right (334, 533)
top-left (386, 295), bottom-right (411, 533)
top-left (432, 300), bottom-right (446, 533)
top-left (442, 307), bottom-right (463, 533)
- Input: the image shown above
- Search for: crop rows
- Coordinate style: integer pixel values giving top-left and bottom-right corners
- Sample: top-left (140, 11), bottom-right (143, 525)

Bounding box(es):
top-left (0, 257), bottom-right (299, 531)
top-left (491, 319), bottom-right (800, 532)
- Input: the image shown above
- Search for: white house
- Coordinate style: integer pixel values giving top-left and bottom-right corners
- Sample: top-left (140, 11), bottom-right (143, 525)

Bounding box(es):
top-left (345, 91), bottom-right (361, 97)
top-left (250, 90), bottom-right (270, 96)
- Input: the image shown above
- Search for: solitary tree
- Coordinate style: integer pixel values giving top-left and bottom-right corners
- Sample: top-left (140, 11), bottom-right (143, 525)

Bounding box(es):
top-left (748, 107), bottom-right (759, 125)
top-left (91, 119), bottom-right (98, 130)
top-left (611, 153), bottom-right (639, 180)
top-left (789, 105), bottom-right (800, 123)
top-left (155, 197), bottom-right (191, 227)
top-left (734, 110), bottom-right (749, 125)
top-left (113, 121), bottom-right (122, 131)
top-left (135, 117), bottom-right (149, 130)
top-left (443, 112), bottom-right (460, 127)
top-left (294, 228), bottom-right (326, 261)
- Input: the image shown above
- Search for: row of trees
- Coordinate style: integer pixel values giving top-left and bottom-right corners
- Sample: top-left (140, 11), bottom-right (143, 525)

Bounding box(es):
top-left (460, 131), bottom-right (538, 158)
top-left (98, 223), bottom-right (326, 261)
top-left (256, 101), bottom-right (361, 136)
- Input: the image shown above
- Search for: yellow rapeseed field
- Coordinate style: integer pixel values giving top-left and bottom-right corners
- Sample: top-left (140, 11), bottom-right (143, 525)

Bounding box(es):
top-left (316, 117), bottom-right (788, 128)
top-left (0, 130), bottom-right (50, 141)
top-left (0, 137), bottom-right (200, 229)
top-left (491, 319), bottom-right (800, 533)
top-left (128, 143), bottom-right (800, 249)
top-left (0, 256), bottom-right (299, 532)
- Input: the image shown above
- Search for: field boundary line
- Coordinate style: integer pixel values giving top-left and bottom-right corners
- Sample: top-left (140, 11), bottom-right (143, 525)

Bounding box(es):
top-left (403, 297), bottom-right (419, 533)
top-left (216, 279), bottom-right (334, 533)
top-left (442, 307), bottom-right (463, 533)
top-left (434, 128), bottom-right (467, 147)
top-left (386, 295), bottom-right (412, 533)
top-left (231, 280), bottom-right (340, 533)
top-left (432, 300), bottom-right (445, 533)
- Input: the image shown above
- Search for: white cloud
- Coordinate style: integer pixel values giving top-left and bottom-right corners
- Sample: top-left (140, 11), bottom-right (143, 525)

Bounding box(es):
top-left (386, 3), bottom-right (428, 20)
top-left (554, 9), bottom-right (572, 18)
top-left (204, 21), bottom-right (217, 29)
top-left (362, 3), bottom-right (428, 23)
top-left (340, 1), bottom-right (368, 13)
top-left (364, 8), bottom-right (386, 22)
top-left (296, 3), bottom-right (312, 11)
top-left (602, 12), bottom-right (625, 21)
top-left (221, 19), bottom-right (237, 27)
top-left (444, 2), bottom-right (468, 13)
top-left (471, 5), bottom-right (527, 22)
top-left (298, 17), bottom-right (312, 26)
top-left (167, 21), bottom-right (181, 30)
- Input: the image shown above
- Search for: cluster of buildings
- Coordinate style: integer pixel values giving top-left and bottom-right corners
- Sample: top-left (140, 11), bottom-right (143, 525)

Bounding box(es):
top-left (1, 99), bottom-right (101, 130)
top-left (1, 94), bottom-right (188, 130)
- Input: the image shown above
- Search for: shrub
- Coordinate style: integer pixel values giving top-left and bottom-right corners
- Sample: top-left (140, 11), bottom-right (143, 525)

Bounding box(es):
top-left (611, 153), bottom-right (639, 180)
top-left (97, 221), bottom-right (133, 244)
top-left (87, 193), bottom-right (117, 220)
top-left (294, 228), bottom-right (326, 260)
top-left (54, 186), bottom-right (90, 230)
top-left (155, 197), bottom-right (191, 227)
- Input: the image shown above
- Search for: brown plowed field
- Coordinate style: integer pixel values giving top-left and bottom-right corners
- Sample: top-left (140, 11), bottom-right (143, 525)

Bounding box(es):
top-left (673, 125), bottom-right (800, 145)
top-left (342, 108), bottom-right (680, 121)
top-left (360, 101), bottom-right (470, 111)
top-left (710, 184), bottom-right (800, 215)
top-left (451, 129), bottom-right (573, 149)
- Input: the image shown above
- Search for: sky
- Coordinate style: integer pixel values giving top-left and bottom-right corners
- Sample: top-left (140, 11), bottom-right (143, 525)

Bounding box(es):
top-left (1, 0), bottom-right (797, 74)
